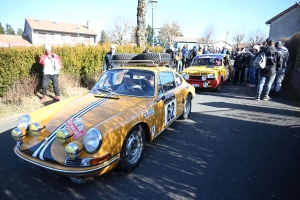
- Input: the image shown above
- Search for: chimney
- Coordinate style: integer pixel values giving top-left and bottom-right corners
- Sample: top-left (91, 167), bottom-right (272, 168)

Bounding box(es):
top-left (87, 21), bottom-right (90, 29)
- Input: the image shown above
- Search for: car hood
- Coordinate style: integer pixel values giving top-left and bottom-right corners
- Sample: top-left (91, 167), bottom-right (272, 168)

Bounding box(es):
top-left (183, 66), bottom-right (220, 76)
top-left (19, 92), bottom-right (151, 164)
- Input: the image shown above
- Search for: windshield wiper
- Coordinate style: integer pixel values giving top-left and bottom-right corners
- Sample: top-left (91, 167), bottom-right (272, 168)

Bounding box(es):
top-left (99, 88), bottom-right (119, 96)
top-left (91, 88), bottom-right (102, 95)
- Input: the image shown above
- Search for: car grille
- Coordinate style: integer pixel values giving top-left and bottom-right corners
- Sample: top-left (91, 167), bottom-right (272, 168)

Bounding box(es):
top-left (189, 76), bottom-right (214, 80)
top-left (64, 157), bottom-right (82, 167)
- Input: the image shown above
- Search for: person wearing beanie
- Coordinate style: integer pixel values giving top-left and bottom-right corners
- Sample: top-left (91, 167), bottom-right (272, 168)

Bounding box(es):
top-left (246, 45), bottom-right (260, 87)
top-left (273, 41), bottom-right (289, 97)
top-left (39, 44), bottom-right (63, 103)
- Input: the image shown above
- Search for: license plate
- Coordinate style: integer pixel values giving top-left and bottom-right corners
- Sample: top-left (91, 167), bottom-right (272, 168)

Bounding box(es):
top-left (192, 84), bottom-right (200, 87)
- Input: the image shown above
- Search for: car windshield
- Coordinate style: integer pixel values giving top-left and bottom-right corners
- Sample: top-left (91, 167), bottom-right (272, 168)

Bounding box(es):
top-left (91, 69), bottom-right (156, 97)
top-left (191, 56), bottom-right (223, 67)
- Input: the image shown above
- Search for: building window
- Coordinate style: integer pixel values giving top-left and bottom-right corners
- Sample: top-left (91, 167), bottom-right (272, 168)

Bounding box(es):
top-left (71, 35), bottom-right (77, 42)
top-left (39, 33), bottom-right (46, 39)
top-left (84, 36), bottom-right (90, 43)
top-left (50, 33), bottom-right (55, 40)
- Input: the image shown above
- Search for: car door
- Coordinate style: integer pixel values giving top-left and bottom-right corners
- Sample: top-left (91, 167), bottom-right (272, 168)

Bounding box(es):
top-left (154, 72), bottom-right (183, 131)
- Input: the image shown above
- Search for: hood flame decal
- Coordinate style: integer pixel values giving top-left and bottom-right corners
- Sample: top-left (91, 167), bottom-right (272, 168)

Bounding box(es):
top-left (32, 94), bottom-right (112, 160)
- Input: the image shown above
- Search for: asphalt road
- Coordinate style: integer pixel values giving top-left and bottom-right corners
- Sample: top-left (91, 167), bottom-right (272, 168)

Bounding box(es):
top-left (1, 80), bottom-right (300, 200)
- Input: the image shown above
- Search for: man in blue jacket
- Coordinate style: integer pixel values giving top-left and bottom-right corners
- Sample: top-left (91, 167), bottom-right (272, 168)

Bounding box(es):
top-left (273, 41), bottom-right (289, 97)
top-left (181, 45), bottom-right (189, 68)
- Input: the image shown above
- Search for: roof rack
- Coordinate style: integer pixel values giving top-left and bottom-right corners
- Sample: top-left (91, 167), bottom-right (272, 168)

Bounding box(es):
top-left (110, 60), bottom-right (170, 67)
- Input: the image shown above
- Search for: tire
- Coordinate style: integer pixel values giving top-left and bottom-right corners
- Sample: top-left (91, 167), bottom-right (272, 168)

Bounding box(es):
top-left (117, 125), bottom-right (145, 172)
top-left (137, 53), bottom-right (171, 63)
top-left (112, 54), bottom-right (138, 61)
top-left (216, 78), bottom-right (223, 92)
top-left (179, 94), bottom-right (192, 119)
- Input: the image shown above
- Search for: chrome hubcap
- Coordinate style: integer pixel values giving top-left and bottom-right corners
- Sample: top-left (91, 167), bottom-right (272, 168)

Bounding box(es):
top-left (126, 132), bottom-right (142, 164)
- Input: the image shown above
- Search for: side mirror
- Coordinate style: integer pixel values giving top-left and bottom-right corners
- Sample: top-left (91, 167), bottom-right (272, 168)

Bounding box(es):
top-left (156, 94), bottom-right (166, 102)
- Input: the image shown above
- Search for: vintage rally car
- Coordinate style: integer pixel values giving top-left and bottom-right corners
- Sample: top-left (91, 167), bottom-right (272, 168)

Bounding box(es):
top-left (181, 54), bottom-right (232, 92)
top-left (11, 53), bottom-right (195, 183)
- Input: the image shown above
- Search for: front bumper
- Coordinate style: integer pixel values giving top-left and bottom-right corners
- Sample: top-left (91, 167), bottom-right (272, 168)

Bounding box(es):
top-left (14, 146), bottom-right (119, 177)
top-left (188, 78), bottom-right (220, 89)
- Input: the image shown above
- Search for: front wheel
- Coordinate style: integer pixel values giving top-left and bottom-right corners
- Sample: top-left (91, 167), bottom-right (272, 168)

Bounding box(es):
top-left (117, 125), bottom-right (145, 172)
top-left (179, 94), bottom-right (192, 119)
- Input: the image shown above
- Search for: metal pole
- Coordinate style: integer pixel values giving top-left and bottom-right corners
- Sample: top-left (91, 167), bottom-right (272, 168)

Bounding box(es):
top-left (152, 7), bottom-right (154, 47)
top-left (77, 25), bottom-right (80, 43)
top-left (225, 31), bottom-right (229, 47)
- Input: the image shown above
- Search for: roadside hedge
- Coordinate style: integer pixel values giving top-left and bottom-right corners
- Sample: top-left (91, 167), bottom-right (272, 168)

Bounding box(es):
top-left (0, 44), bottom-right (163, 97)
top-left (285, 32), bottom-right (300, 72)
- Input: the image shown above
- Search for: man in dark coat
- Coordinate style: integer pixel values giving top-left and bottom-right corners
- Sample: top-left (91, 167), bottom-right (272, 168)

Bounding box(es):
top-left (233, 48), bottom-right (248, 85)
top-left (104, 44), bottom-right (117, 71)
top-left (255, 40), bottom-right (282, 101)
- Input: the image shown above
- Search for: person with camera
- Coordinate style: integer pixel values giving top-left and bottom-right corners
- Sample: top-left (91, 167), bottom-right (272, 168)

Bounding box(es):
top-left (39, 44), bottom-right (63, 103)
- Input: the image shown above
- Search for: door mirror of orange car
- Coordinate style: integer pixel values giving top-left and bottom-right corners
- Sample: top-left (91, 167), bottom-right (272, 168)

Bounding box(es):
top-left (157, 94), bottom-right (166, 102)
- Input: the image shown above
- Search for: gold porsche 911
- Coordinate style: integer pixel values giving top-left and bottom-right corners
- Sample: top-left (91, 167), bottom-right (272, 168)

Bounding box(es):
top-left (11, 53), bottom-right (195, 184)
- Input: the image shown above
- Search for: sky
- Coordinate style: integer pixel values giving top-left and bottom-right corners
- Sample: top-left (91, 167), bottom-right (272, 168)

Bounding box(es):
top-left (0, 0), bottom-right (298, 44)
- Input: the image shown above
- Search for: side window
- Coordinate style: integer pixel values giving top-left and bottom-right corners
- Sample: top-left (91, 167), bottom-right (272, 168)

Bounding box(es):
top-left (158, 72), bottom-right (176, 93)
top-left (175, 73), bottom-right (183, 86)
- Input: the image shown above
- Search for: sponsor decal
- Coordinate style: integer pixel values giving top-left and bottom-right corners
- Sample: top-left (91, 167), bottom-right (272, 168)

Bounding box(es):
top-left (152, 126), bottom-right (155, 136)
top-left (144, 108), bottom-right (155, 119)
top-left (65, 118), bottom-right (85, 139)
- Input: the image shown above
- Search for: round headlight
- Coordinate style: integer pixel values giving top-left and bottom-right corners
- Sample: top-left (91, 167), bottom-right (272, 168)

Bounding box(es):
top-left (65, 141), bottom-right (83, 159)
top-left (17, 115), bottom-right (31, 129)
top-left (83, 128), bottom-right (102, 153)
top-left (29, 123), bottom-right (42, 137)
top-left (56, 129), bottom-right (73, 144)
top-left (11, 127), bottom-right (26, 141)
top-left (201, 75), bottom-right (207, 81)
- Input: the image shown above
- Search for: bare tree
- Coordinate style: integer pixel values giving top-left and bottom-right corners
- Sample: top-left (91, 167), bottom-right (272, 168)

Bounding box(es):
top-left (202, 23), bottom-right (216, 46)
top-left (136, 0), bottom-right (146, 49)
top-left (232, 27), bottom-right (245, 48)
top-left (108, 17), bottom-right (133, 46)
top-left (246, 28), bottom-right (266, 47)
top-left (158, 21), bottom-right (183, 47)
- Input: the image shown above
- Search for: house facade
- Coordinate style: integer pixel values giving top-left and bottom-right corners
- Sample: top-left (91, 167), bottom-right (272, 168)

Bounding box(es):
top-left (23, 18), bottom-right (97, 46)
top-left (265, 2), bottom-right (300, 41)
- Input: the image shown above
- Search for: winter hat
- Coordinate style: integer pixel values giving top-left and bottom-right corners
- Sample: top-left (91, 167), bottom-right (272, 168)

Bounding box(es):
top-left (275, 41), bottom-right (283, 48)
top-left (253, 45), bottom-right (260, 51)
top-left (44, 44), bottom-right (51, 51)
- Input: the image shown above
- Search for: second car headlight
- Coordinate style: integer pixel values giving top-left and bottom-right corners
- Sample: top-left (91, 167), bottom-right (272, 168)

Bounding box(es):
top-left (83, 128), bottom-right (102, 153)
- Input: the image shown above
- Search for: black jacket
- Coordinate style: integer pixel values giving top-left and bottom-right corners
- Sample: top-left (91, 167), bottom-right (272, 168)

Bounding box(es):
top-left (104, 51), bottom-right (117, 70)
top-left (234, 53), bottom-right (247, 69)
top-left (261, 46), bottom-right (282, 76)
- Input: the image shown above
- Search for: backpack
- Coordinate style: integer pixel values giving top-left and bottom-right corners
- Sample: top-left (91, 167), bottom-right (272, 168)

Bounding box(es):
top-left (254, 51), bottom-right (266, 69)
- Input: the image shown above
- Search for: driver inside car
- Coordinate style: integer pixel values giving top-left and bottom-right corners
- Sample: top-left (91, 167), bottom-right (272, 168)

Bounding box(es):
top-left (115, 72), bottom-right (142, 92)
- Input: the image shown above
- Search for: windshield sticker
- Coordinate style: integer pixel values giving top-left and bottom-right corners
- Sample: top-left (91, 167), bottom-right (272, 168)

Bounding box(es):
top-left (144, 108), bottom-right (155, 119)
top-left (65, 118), bottom-right (85, 139)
